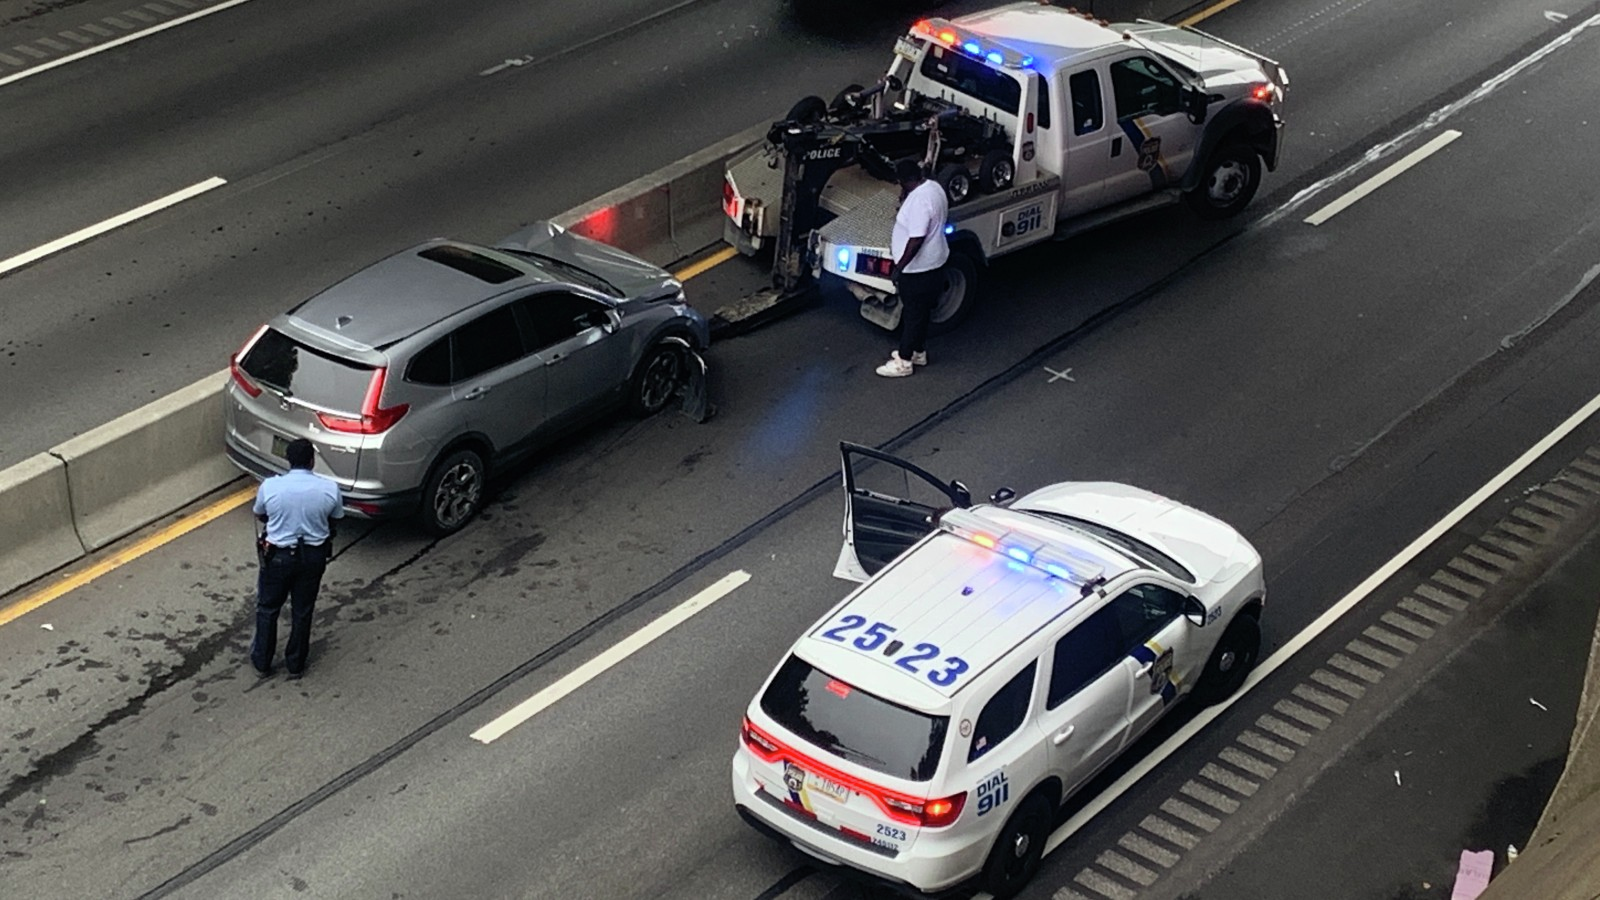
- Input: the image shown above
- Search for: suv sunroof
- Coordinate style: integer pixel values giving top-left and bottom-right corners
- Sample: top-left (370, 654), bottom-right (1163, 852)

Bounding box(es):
top-left (418, 245), bottom-right (523, 284)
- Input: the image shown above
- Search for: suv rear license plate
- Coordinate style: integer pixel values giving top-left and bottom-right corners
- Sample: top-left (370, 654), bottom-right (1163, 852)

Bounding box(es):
top-left (784, 761), bottom-right (850, 803)
top-left (271, 435), bottom-right (290, 459)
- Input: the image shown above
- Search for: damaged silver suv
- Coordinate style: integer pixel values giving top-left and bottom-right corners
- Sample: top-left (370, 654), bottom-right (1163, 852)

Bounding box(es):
top-left (225, 222), bottom-right (710, 535)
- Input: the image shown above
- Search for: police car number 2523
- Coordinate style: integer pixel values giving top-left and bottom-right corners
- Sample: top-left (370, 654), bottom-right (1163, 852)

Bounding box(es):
top-left (818, 615), bottom-right (970, 686)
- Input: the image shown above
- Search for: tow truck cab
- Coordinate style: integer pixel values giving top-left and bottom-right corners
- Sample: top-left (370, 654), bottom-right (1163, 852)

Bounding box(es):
top-left (723, 3), bottom-right (1287, 332)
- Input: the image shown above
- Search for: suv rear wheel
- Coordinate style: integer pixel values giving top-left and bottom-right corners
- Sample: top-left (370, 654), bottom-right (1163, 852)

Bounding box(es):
top-left (421, 448), bottom-right (485, 536)
top-left (1185, 142), bottom-right (1261, 220)
top-left (981, 793), bottom-right (1051, 899)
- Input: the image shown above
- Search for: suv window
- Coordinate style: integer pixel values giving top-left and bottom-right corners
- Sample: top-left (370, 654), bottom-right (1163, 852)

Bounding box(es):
top-left (1048, 603), bottom-right (1126, 708)
top-left (516, 291), bottom-right (609, 350)
top-left (417, 245), bottom-right (524, 284)
top-left (969, 662), bottom-right (1037, 763)
top-left (1110, 56), bottom-right (1183, 120)
top-left (239, 327), bottom-right (373, 413)
top-left (1068, 69), bottom-right (1104, 135)
top-left (406, 336), bottom-right (452, 386)
top-left (761, 655), bottom-right (948, 782)
top-left (450, 305), bottom-right (527, 381)
top-left (920, 44), bottom-right (1021, 114)
top-left (1109, 584), bottom-right (1185, 648)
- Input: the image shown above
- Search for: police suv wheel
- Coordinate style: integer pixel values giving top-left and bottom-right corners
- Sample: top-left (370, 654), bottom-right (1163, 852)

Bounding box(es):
top-left (421, 449), bottom-right (485, 537)
top-left (1185, 143), bottom-right (1261, 220)
top-left (1193, 613), bottom-right (1261, 705)
top-left (982, 794), bottom-right (1050, 899)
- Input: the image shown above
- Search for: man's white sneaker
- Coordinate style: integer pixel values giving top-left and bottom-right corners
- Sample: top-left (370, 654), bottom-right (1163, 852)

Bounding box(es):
top-left (911, 351), bottom-right (928, 366)
top-left (875, 353), bottom-right (914, 378)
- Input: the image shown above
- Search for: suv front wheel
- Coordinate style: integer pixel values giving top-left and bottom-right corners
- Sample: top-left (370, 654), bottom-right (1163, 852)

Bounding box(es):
top-left (630, 341), bottom-right (686, 416)
top-left (421, 448), bottom-right (486, 536)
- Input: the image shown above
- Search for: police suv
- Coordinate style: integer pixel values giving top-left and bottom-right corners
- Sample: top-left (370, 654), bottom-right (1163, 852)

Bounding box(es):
top-left (732, 444), bottom-right (1265, 897)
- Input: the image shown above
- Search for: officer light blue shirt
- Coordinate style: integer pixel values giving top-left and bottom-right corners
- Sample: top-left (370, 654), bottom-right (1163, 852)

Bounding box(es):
top-left (254, 469), bottom-right (344, 547)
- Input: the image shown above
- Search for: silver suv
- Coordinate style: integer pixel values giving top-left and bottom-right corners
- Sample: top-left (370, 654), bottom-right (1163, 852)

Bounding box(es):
top-left (225, 222), bottom-right (710, 535)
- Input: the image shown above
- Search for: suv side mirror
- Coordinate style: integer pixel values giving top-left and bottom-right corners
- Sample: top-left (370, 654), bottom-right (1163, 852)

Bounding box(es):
top-left (990, 487), bottom-right (1017, 505)
top-left (1183, 596), bottom-right (1208, 627)
top-left (577, 310), bottom-right (615, 334)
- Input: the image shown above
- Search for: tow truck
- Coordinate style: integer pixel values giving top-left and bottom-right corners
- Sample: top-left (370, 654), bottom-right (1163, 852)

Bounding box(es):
top-left (723, 2), bottom-right (1288, 332)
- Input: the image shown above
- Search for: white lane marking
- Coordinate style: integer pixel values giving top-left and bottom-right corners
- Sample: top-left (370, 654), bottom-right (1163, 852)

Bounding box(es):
top-left (0, 0), bottom-right (258, 90)
top-left (1263, 10), bottom-right (1600, 227)
top-left (0, 176), bottom-right (226, 277)
top-left (1303, 130), bottom-right (1461, 225)
top-left (470, 570), bottom-right (752, 744)
top-left (1021, 385), bottom-right (1600, 864)
top-left (1045, 366), bottom-right (1077, 384)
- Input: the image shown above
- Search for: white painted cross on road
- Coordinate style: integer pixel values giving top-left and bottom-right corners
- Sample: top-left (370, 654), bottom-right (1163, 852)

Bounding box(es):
top-left (1045, 366), bottom-right (1075, 384)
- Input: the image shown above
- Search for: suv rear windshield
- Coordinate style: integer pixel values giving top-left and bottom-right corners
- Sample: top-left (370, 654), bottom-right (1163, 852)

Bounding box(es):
top-left (239, 327), bottom-right (373, 412)
top-left (919, 43), bottom-right (1021, 114)
top-left (760, 655), bottom-right (947, 782)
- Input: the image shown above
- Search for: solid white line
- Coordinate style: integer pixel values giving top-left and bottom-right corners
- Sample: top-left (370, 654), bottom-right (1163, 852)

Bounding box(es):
top-left (0, 0), bottom-right (258, 90)
top-left (470, 570), bottom-right (752, 744)
top-left (0, 176), bottom-right (227, 277)
top-left (1304, 130), bottom-right (1462, 226)
top-left (1010, 385), bottom-right (1600, 867)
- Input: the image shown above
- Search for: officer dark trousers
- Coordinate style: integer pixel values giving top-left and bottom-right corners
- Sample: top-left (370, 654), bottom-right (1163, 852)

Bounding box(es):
top-left (251, 543), bottom-right (327, 675)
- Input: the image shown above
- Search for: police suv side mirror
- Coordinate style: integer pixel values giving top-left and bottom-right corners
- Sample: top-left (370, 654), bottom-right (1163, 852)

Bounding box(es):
top-left (990, 487), bottom-right (1017, 505)
top-left (1183, 596), bottom-right (1208, 627)
top-left (950, 480), bottom-right (973, 509)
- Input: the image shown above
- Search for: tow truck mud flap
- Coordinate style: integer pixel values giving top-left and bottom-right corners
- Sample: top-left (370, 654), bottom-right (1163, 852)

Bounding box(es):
top-left (663, 336), bottom-right (714, 423)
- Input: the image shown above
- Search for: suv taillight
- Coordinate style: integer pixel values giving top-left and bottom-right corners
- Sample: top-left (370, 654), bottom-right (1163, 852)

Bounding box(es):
top-left (229, 325), bottom-right (268, 397)
top-left (883, 791), bottom-right (967, 828)
top-left (316, 367), bottom-right (408, 435)
top-left (723, 176), bottom-right (743, 222)
top-left (741, 718), bottom-right (781, 759)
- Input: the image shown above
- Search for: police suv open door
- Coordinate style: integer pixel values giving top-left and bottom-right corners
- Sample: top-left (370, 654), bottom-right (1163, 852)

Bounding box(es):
top-left (834, 441), bottom-right (972, 582)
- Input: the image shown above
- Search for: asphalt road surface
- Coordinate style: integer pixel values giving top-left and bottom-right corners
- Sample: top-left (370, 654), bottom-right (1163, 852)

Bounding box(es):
top-left (3, 0), bottom-right (1600, 898)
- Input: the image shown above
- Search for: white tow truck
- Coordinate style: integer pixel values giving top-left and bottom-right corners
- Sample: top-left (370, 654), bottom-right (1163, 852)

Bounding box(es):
top-left (723, 2), bottom-right (1287, 332)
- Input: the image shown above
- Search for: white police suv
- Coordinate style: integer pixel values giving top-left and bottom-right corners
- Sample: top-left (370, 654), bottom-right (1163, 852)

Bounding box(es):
top-left (732, 443), bottom-right (1265, 897)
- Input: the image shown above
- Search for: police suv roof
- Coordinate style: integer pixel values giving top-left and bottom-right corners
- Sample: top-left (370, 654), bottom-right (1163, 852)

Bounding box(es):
top-left (952, 2), bottom-right (1124, 66)
top-left (797, 506), bottom-right (1141, 709)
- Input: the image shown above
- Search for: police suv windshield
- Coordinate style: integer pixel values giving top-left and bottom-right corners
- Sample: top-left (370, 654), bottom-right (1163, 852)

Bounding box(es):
top-left (761, 655), bottom-right (948, 782)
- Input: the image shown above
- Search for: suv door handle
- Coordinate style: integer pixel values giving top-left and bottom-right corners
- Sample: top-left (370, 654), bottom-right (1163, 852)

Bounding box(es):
top-left (1051, 725), bottom-right (1075, 746)
top-left (461, 386), bottom-right (490, 400)
top-left (1134, 660), bottom-right (1154, 677)
top-left (544, 354), bottom-right (565, 367)
top-left (1111, 136), bottom-right (1123, 157)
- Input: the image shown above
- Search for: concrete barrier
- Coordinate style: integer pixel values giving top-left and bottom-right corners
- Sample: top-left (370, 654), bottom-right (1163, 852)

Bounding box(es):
top-left (554, 122), bottom-right (769, 267)
top-left (0, 453), bottom-right (85, 597)
top-left (49, 369), bottom-right (237, 552)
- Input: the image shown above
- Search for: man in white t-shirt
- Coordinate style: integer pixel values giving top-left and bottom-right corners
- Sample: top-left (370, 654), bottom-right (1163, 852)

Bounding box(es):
top-left (876, 158), bottom-right (950, 378)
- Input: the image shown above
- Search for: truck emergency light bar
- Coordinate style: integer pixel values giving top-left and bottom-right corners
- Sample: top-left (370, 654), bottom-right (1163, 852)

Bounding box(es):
top-left (911, 18), bottom-right (1034, 69)
top-left (938, 507), bottom-right (1108, 592)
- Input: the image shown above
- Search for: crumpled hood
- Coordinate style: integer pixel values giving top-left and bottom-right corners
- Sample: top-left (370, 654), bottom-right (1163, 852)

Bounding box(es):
top-left (495, 221), bottom-right (681, 302)
top-left (1116, 22), bottom-right (1271, 94)
top-left (1013, 482), bottom-right (1252, 585)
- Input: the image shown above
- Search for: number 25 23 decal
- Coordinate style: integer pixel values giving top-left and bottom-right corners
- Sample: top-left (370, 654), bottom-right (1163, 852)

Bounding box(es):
top-left (819, 615), bottom-right (970, 686)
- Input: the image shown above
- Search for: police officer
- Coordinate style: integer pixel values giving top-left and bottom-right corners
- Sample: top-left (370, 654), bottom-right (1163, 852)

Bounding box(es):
top-left (251, 438), bottom-right (343, 679)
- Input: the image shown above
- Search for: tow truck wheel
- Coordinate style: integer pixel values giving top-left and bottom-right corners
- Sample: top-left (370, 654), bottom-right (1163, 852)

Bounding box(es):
top-left (785, 95), bottom-right (828, 126)
top-left (1185, 142), bottom-right (1261, 220)
top-left (978, 149), bottom-right (1015, 193)
top-left (981, 794), bottom-right (1050, 899)
top-left (928, 251), bottom-right (979, 334)
top-left (935, 163), bottom-right (972, 205)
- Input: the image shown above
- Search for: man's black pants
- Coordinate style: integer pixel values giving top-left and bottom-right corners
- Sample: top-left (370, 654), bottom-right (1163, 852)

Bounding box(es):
top-left (251, 546), bottom-right (327, 674)
top-left (897, 267), bottom-right (946, 359)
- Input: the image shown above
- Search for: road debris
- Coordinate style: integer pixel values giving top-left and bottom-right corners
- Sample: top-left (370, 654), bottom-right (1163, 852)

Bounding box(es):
top-left (1530, 697), bottom-right (1548, 711)
top-left (1450, 849), bottom-right (1493, 900)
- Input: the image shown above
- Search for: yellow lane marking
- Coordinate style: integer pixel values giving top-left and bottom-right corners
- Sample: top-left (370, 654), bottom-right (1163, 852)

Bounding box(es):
top-left (0, 244), bottom-right (741, 626)
top-left (1179, 0), bottom-right (1247, 27)
top-left (0, 485), bottom-right (256, 627)
top-left (673, 245), bottom-right (739, 282)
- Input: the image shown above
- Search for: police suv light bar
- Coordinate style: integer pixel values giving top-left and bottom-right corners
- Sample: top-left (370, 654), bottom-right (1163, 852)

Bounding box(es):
top-left (911, 18), bottom-right (1035, 69)
top-left (938, 508), bottom-right (1107, 589)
